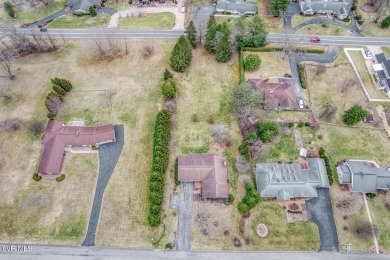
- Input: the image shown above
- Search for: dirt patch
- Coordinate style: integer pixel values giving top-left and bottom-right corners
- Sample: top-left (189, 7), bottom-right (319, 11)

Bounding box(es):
top-left (362, 3), bottom-right (380, 13)
top-left (256, 223), bottom-right (268, 238)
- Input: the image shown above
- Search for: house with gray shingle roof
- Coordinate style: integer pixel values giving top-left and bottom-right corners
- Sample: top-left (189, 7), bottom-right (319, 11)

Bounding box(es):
top-left (216, 0), bottom-right (258, 15)
top-left (299, 0), bottom-right (352, 20)
top-left (254, 158), bottom-right (330, 200)
top-left (67, 0), bottom-right (102, 13)
top-left (372, 53), bottom-right (390, 96)
top-left (336, 160), bottom-right (390, 193)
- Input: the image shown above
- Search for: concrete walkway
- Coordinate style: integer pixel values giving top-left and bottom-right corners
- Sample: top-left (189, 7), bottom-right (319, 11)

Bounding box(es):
top-left (82, 125), bottom-right (124, 246)
top-left (108, 1), bottom-right (184, 29)
top-left (176, 182), bottom-right (194, 251)
top-left (363, 193), bottom-right (379, 254)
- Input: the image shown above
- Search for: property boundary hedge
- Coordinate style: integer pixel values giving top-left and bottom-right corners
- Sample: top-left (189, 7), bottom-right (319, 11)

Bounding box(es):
top-left (319, 147), bottom-right (334, 186)
top-left (243, 47), bottom-right (325, 54)
top-left (298, 65), bottom-right (308, 89)
top-left (148, 109), bottom-right (171, 226)
top-left (238, 48), bottom-right (244, 83)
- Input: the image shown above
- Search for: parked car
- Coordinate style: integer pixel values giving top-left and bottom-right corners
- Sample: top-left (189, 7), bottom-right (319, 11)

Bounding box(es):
top-left (310, 37), bottom-right (320, 43)
top-left (299, 99), bottom-right (304, 109)
top-left (39, 27), bottom-right (47, 32)
top-left (364, 50), bottom-right (373, 58)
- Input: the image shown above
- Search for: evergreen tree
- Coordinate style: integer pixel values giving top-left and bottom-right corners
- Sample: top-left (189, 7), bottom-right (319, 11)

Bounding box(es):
top-left (207, 15), bottom-right (216, 29)
top-left (216, 34), bottom-right (232, 63)
top-left (187, 21), bottom-right (197, 48)
top-left (270, 0), bottom-right (290, 16)
top-left (170, 36), bottom-right (192, 72)
top-left (3, 2), bottom-right (15, 18)
top-left (204, 24), bottom-right (217, 53)
top-left (163, 68), bottom-right (173, 80)
top-left (89, 6), bottom-right (97, 17)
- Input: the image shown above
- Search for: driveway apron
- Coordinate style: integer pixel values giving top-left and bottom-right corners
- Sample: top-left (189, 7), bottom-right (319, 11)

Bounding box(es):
top-left (176, 182), bottom-right (194, 251)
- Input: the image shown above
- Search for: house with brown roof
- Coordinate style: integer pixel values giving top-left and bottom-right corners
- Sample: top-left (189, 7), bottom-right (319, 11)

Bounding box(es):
top-left (37, 120), bottom-right (116, 177)
top-left (248, 79), bottom-right (297, 110)
top-left (178, 154), bottom-right (229, 199)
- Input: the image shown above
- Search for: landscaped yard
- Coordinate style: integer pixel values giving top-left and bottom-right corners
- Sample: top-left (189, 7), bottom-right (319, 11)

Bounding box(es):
top-left (244, 51), bottom-right (291, 80)
top-left (291, 15), bottom-right (314, 28)
top-left (117, 12), bottom-right (175, 29)
top-left (48, 14), bottom-right (110, 29)
top-left (368, 194), bottom-right (390, 252)
top-left (348, 50), bottom-right (388, 100)
top-left (296, 24), bottom-right (353, 36)
top-left (259, 131), bottom-right (298, 163)
top-left (0, 39), bottom-right (179, 247)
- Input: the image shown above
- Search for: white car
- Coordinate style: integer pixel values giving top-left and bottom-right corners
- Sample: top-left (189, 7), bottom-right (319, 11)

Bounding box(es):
top-left (364, 50), bottom-right (373, 58)
top-left (299, 99), bottom-right (304, 109)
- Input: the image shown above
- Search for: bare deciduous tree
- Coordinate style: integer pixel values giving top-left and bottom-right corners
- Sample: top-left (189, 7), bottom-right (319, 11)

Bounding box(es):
top-left (341, 79), bottom-right (357, 93)
top-left (211, 123), bottom-right (230, 143)
top-left (45, 94), bottom-right (64, 115)
top-left (334, 192), bottom-right (363, 215)
top-left (280, 29), bottom-right (303, 59)
top-left (0, 45), bottom-right (17, 79)
top-left (143, 44), bottom-right (154, 57)
top-left (0, 118), bottom-right (22, 132)
top-left (124, 38), bottom-right (129, 55)
top-left (353, 221), bottom-right (380, 240)
top-left (372, 0), bottom-right (389, 24)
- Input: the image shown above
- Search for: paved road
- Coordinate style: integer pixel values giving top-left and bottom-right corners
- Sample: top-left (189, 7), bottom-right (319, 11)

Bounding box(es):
top-left (1, 244), bottom-right (390, 260)
top-left (176, 182), bottom-right (194, 251)
top-left (306, 188), bottom-right (339, 252)
top-left (82, 125), bottom-right (124, 246)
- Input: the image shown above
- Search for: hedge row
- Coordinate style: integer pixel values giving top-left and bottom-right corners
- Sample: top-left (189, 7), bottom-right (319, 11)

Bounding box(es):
top-left (238, 48), bottom-right (244, 83)
top-left (319, 147), bottom-right (334, 186)
top-left (148, 109), bottom-right (171, 226)
top-left (243, 47), bottom-right (324, 54)
top-left (237, 182), bottom-right (260, 215)
top-left (298, 65), bottom-right (308, 89)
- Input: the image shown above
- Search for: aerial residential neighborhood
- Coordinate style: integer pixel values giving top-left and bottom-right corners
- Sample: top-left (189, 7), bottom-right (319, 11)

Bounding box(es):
top-left (0, 0), bottom-right (390, 259)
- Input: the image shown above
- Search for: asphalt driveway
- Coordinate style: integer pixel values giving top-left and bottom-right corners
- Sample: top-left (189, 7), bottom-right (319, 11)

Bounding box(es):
top-left (176, 182), bottom-right (194, 251)
top-left (30, 10), bottom-right (65, 27)
top-left (82, 125), bottom-right (124, 246)
top-left (193, 5), bottom-right (216, 30)
top-left (306, 188), bottom-right (339, 252)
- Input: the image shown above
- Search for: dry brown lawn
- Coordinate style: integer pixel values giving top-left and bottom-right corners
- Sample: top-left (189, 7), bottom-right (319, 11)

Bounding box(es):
top-left (0, 39), bottom-right (178, 247)
top-left (296, 24), bottom-right (353, 36)
top-left (244, 52), bottom-right (291, 80)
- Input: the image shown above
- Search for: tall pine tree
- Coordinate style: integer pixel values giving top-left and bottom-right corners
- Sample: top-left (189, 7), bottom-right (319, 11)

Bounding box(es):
top-left (204, 15), bottom-right (217, 53)
top-left (170, 36), bottom-right (192, 72)
top-left (187, 21), bottom-right (197, 48)
top-left (216, 34), bottom-right (232, 63)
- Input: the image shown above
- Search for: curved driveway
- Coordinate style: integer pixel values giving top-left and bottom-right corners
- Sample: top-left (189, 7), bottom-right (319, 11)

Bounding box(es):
top-left (82, 125), bottom-right (124, 246)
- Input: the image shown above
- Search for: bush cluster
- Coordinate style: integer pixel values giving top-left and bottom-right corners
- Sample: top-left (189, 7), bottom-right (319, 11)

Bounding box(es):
top-left (343, 17), bottom-right (350, 22)
top-left (287, 210), bottom-right (303, 214)
top-left (164, 68), bottom-right (173, 81)
top-left (366, 193), bottom-right (376, 199)
top-left (3, 2), bottom-right (15, 18)
top-left (239, 140), bottom-right (251, 160)
top-left (148, 110), bottom-right (171, 226)
top-left (161, 78), bottom-right (177, 98)
top-left (298, 65), bottom-right (308, 89)
top-left (237, 182), bottom-right (260, 215)
top-left (242, 47), bottom-right (324, 54)
top-left (381, 16), bottom-right (390, 29)
top-left (245, 132), bottom-right (257, 141)
top-left (56, 174), bottom-right (65, 182)
top-left (174, 158), bottom-right (180, 186)
top-left (73, 11), bottom-right (86, 16)
top-left (258, 121), bottom-right (280, 143)
top-left (45, 78), bottom-right (73, 118)
top-left (319, 147), bottom-right (334, 186)
top-left (244, 54), bottom-right (261, 71)
top-left (89, 6), bottom-right (97, 17)
top-left (287, 122), bottom-right (294, 128)
top-left (342, 104), bottom-right (368, 125)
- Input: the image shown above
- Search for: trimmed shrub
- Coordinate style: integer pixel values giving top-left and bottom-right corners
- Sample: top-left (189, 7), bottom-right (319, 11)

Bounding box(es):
top-left (149, 191), bottom-right (164, 205)
top-left (298, 121), bottom-right (305, 128)
top-left (305, 122), bottom-right (311, 127)
top-left (3, 2), bottom-right (15, 18)
top-left (298, 65), bottom-right (308, 89)
top-left (354, 15), bottom-right (362, 21)
top-left (53, 84), bottom-right (66, 96)
top-left (161, 79), bottom-right (177, 98)
top-left (165, 243), bottom-right (174, 249)
top-left (56, 174), bottom-right (65, 182)
top-left (366, 193), bottom-right (376, 199)
top-left (287, 122), bottom-right (294, 128)
top-left (343, 17), bottom-right (350, 22)
top-left (89, 6), bottom-right (97, 17)
top-left (357, 20), bottom-right (364, 25)
top-left (258, 121), bottom-right (280, 143)
top-left (33, 173), bottom-right (42, 181)
top-left (244, 54), bottom-right (261, 71)
top-left (149, 181), bottom-right (165, 193)
top-left (150, 172), bottom-right (164, 183)
top-left (150, 204), bottom-right (162, 215)
top-left (164, 68), bottom-right (173, 80)
top-left (381, 16), bottom-right (390, 29)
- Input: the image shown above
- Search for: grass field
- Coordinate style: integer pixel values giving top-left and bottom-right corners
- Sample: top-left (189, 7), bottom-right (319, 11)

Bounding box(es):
top-left (48, 14), bottom-right (110, 29)
top-left (297, 24), bottom-right (353, 36)
top-left (244, 51), bottom-right (291, 80)
top-left (291, 15), bottom-right (314, 28)
top-left (330, 185), bottom-right (373, 252)
top-left (348, 50), bottom-right (388, 100)
top-left (118, 13), bottom-right (175, 29)
top-left (259, 131), bottom-right (298, 163)
top-left (368, 194), bottom-right (390, 252)
top-left (0, 39), bottom-right (178, 247)
top-left (257, 0), bottom-right (283, 32)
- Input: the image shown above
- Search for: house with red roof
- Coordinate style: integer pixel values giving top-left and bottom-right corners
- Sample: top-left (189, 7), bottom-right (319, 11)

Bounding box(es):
top-left (37, 120), bottom-right (116, 177)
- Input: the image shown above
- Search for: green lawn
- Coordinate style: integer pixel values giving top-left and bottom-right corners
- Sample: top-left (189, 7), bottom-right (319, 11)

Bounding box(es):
top-left (117, 12), bottom-right (175, 29)
top-left (11, 0), bottom-right (66, 25)
top-left (291, 15), bottom-right (313, 28)
top-left (259, 132), bottom-right (298, 163)
top-left (368, 194), bottom-right (390, 251)
top-left (249, 201), bottom-right (320, 250)
top-left (48, 14), bottom-right (110, 29)
top-left (349, 50), bottom-right (388, 100)
top-left (297, 24), bottom-right (353, 36)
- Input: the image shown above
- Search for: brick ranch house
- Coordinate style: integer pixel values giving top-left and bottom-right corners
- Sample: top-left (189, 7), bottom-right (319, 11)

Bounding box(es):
top-left (37, 120), bottom-right (115, 177)
top-left (248, 79), bottom-right (297, 110)
top-left (178, 153), bottom-right (229, 199)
